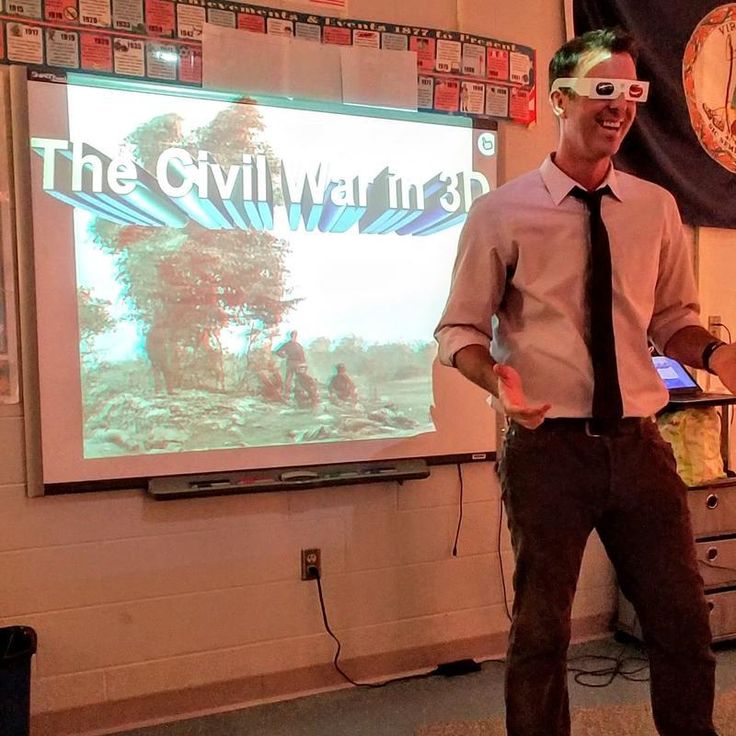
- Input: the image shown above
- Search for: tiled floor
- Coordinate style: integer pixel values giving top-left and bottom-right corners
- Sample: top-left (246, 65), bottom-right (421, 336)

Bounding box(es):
top-left (114, 637), bottom-right (736, 736)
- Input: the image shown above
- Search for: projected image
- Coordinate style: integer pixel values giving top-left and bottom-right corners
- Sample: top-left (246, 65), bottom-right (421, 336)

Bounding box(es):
top-left (30, 83), bottom-right (495, 463)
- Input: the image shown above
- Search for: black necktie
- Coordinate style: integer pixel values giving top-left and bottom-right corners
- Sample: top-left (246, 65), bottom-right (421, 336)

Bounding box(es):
top-left (571, 186), bottom-right (624, 420)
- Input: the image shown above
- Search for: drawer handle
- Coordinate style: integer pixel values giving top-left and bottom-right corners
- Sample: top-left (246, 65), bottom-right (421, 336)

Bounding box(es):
top-left (707, 600), bottom-right (715, 612)
top-left (706, 494), bottom-right (719, 509)
top-left (707, 547), bottom-right (719, 562)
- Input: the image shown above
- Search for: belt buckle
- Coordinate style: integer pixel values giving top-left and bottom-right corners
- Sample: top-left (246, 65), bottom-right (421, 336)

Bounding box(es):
top-left (584, 419), bottom-right (603, 437)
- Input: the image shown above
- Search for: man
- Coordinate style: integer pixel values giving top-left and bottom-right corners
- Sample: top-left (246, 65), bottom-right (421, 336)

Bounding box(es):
top-left (328, 363), bottom-right (359, 405)
top-left (273, 330), bottom-right (306, 402)
top-left (293, 362), bottom-right (320, 410)
top-left (145, 314), bottom-right (180, 395)
top-left (435, 28), bottom-right (736, 736)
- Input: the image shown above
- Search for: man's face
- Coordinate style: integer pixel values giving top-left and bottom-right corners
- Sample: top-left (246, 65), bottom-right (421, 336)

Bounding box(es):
top-left (557, 50), bottom-right (639, 163)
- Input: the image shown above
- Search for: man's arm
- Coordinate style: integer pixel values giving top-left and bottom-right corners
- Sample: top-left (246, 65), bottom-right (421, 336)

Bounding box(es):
top-left (454, 344), bottom-right (551, 429)
top-left (453, 344), bottom-right (499, 394)
top-left (664, 325), bottom-right (736, 393)
top-left (436, 198), bottom-right (549, 428)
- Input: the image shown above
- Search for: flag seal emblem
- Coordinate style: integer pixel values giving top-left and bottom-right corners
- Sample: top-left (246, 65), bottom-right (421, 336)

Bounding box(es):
top-left (683, 4), bottom-right (736, 173)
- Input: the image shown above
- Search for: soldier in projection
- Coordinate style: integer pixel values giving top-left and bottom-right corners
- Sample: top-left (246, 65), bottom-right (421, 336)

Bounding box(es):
top-left (328, 363), bottom-right (358, 405)
top-left (274, 330), bottom-right (306, 401)
top-left (293, 363), bottom-right (319, 410)
top-left (145, 317), bottom-right (181, 394)
top-left (258, 356), bottom-right (285, 403)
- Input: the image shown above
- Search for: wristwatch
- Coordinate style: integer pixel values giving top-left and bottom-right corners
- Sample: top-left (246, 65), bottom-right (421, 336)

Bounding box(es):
top-left (702, 339), bottom-right (727, 374)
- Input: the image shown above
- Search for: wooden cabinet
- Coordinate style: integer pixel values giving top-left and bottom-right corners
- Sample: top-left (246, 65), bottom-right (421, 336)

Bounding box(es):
top-left (616, 400), bottom-right (736, 643)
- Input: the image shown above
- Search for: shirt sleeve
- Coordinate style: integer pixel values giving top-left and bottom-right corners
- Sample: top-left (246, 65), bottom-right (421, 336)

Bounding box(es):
top-left (648, 191), bottom-right (702, 352)
top-left (434, 197), bottom-right (510, 366)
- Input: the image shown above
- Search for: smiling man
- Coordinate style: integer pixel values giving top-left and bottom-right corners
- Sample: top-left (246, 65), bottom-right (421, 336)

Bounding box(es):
top-left (435, 28), bottom-right (736, 736)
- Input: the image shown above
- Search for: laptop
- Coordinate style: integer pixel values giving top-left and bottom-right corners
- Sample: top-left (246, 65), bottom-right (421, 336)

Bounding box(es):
top-left (652, 355), bottom-right (736, 406)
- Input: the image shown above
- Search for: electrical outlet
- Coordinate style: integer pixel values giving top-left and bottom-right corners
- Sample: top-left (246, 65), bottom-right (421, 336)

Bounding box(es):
top-left (708, 315), bottom-right (722, 339)
top-left (301, 548), bottom-right (321, 580)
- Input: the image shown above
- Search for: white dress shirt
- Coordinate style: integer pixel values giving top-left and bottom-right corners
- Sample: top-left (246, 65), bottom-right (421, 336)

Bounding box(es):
top-left (435, 154), bottom-right (701, 418)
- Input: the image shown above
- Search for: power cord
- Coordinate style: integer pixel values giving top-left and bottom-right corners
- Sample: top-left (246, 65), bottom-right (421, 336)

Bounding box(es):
top-left (451, 463), bottom-right (464, 556)
top-left (711, 325), bottom-right (736, 437)
top-left (711, 322), bottom-right (732, 343)
top-left (709, 323), bottom-right (733, 416)
top-left (567, 644), bottom-right (649, 687)
top-left (310, 546), bottom-right (648, 691)
top-left (309, 458), bottom-right (649, 691)
top-left (310, 570), bottom-right (438, 688)
top-left (308, 485), bottom-right (502, 689)
top-left (452, 459), bottom-right (512, 622)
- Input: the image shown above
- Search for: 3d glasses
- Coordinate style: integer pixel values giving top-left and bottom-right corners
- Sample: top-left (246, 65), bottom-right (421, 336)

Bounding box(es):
top-left (550, 77), bottom-right (649, 102)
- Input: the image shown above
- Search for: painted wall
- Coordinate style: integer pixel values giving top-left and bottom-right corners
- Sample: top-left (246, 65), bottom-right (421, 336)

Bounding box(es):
top-left (0, 2), bottom-right (622, 734)
top-left (698, 229), bottom-right (736, 392)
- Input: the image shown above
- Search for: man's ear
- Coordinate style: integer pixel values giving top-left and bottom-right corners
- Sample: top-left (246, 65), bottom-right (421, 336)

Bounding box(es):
top-left (549, 89), bottom-right (565, 117)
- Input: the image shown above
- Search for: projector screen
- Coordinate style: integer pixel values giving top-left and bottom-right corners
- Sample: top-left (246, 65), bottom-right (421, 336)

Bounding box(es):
top-left (21, 73), bottom-right (497, 491)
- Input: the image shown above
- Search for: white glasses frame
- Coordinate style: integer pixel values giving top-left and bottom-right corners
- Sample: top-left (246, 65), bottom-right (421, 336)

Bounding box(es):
top-left (550, 77), bottom-right (650, 102)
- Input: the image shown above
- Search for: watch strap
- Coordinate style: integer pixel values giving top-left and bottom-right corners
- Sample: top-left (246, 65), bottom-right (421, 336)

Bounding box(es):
top-left (702, 340), bottom-right (727, 374)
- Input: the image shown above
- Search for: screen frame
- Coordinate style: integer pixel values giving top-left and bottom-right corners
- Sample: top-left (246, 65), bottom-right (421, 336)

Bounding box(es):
top-left (15, 67), bottom-right (499, 496)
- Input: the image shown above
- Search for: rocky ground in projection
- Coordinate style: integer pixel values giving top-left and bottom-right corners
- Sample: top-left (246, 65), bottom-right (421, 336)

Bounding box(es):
top-left (82, 364), bottom-right (427, 458)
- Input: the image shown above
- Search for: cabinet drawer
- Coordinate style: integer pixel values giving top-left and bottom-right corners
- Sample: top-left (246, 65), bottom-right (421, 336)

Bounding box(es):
top-left (706, 589), bottom-right (736, 642)
top-left (688, 483), bottom-right (736, 538)
top-left (617, 587), bottom-right (736, 643)
top-left (696, 537), bottom-right (736, 589)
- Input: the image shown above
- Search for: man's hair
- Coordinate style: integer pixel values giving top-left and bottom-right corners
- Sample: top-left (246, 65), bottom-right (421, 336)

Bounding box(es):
top-left (548, 28), bottom-right (638, 91)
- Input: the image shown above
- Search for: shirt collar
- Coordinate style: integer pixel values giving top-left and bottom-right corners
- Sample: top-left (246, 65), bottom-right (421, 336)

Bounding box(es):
top-left (539, 154), bottom-right (623, 205)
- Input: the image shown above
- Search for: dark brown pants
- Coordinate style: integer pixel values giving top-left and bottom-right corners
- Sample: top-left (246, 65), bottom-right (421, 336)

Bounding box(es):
top-left (498, 418), bottom-right (717, 736)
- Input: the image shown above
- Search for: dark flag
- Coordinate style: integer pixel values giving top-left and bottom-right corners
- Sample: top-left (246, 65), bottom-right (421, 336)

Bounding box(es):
top-left (571, 1), bottom-right (736, 228)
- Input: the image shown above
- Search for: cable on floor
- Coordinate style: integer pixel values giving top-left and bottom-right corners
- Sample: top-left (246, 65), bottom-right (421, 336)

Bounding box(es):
top-left (312, 548), bottom-right (650, 690)
top-left (567, 644), bottom-right (649, 687)
top-left (497, 486), bottom-right (647, 687)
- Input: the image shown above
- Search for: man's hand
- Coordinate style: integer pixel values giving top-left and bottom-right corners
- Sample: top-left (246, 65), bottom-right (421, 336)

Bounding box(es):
top-left (493, 363), bottom-right (551, 429)
top-left (451, 345), bottom-right (551, 428)
top-left (709, 343), bottom-right (736, 393)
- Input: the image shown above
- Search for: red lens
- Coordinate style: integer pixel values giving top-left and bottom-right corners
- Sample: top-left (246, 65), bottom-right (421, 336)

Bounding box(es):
top-left (629, 84), bottom-right (644, 99)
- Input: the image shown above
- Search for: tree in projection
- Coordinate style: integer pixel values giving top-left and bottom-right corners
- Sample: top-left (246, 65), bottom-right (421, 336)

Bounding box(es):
top-left (78, 287), bottom-right (114, 357)
top-left (89, 104), bottom-right (297, 393)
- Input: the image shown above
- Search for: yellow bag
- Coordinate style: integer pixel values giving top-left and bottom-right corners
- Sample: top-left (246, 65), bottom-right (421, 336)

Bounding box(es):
top-left (656, 407), bottom-right (726, 486)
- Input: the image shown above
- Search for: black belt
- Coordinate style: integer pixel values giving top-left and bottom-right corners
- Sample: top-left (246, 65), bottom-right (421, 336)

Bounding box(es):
top-left (540, 417), bottom-right (648, 437)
